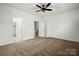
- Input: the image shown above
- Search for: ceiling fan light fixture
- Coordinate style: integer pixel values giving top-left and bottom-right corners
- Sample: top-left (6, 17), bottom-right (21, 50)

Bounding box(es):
top-left (41, 11), bottom-right (47, 15)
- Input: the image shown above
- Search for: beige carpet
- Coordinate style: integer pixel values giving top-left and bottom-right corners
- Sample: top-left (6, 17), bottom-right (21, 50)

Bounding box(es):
top-left (0, 37), bottom-right (79, 56)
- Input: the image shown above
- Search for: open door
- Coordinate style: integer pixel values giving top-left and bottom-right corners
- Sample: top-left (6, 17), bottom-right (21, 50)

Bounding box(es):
top-left (13, 17), bottom-right (23, 43)
top-left (39, 21), bottom-right (45, 37)
top-left (34, 21), bottom-right (39, 38)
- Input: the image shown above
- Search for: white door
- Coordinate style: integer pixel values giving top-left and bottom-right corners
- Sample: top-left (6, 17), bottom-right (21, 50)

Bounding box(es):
top-left (39, 21), bottom-right (45, 37)
top-left (13, 17), bottom-right (23, 43)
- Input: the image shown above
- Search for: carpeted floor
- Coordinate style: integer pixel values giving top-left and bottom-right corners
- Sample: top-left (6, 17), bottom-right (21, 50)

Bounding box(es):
top-left (0, 37), bottom-right (79, 56)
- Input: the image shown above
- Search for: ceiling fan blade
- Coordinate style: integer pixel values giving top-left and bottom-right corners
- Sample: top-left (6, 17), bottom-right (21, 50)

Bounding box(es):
top-left (45, 9), bottom-right (52, 11)
top-left (46, 3), bottom-right (51, 8)
top-left (36, 10), bottom-right (41, 12)
top-left (36, 5), bottom-right (42, 9)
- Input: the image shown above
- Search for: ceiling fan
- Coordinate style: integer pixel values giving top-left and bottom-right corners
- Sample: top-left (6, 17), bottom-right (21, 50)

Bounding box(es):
top-left (36, 3), bottom-right (52, 12)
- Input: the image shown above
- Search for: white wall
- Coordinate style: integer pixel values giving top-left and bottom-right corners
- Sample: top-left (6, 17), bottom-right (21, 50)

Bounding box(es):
top-left (45, 9), bottom-right (79, 42)
top-left (0, 4), bottom-right (40, 46)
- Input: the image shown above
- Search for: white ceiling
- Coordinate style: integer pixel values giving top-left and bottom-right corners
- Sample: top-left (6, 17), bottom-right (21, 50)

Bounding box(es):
top-left (2, 3), bottom-right (79, 16)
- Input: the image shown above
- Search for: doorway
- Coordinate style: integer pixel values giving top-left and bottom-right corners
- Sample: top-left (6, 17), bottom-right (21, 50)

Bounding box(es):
top-left (34, 21), bottom-right (39, 38)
